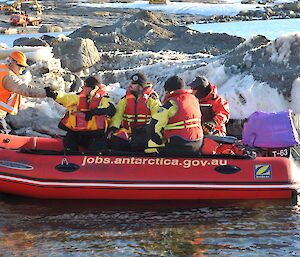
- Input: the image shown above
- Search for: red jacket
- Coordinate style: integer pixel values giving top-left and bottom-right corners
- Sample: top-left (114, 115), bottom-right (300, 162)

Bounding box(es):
top-left (198, 84), bottom-right (229, 136)
top-left (164, 89), bottom-right (203, 141)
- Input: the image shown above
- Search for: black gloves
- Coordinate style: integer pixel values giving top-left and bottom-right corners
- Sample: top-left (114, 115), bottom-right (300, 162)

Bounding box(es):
top-left (84, 108), bottom-right (107, 121)
top-left (92, 108), bottom-right (106, 116)
top-left (147, 119), bottom-right (163, 145)
top-left (107, 126), bottom-right (118, 139)
top-left (85, 110), bottom-right (95, 121)
top-left (45, 86), bottom-right (57, 100)
top-left (203, 120), bottom-right (217, 134)
top-left (150, 132), bottom-right (163, 145)
top-left (93, 103), bottom-right (116, 117)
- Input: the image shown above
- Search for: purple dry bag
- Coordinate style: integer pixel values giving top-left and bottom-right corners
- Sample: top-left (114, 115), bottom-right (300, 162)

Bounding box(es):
top-left (242, 110), bottom-right (299, 148)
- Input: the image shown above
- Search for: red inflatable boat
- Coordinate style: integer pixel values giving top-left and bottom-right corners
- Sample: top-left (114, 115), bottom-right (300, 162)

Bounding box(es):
top-left (0, 134), bottom-right (299, 201)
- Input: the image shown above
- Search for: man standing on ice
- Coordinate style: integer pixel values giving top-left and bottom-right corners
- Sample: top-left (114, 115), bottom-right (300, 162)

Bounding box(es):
top-left (0, 51), bottom-right (48, 134)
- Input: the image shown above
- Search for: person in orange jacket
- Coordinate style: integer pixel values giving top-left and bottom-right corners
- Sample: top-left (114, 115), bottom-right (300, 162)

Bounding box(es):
top-left (188, 76), bottom-right (230, 136)
top-left (0, 51), bottom-right (48, 133)
top-left (147, 76), bottom-right (203, 155)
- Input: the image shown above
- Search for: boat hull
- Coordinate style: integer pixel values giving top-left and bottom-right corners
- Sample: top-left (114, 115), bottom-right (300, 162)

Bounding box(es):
top-left (0, 176), bottom-right (294, 200)
top-left (0, 134), bottom-right (298, 200)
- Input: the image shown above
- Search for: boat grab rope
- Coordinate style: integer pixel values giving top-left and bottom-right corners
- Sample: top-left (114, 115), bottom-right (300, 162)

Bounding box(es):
top-left (0, 174), bottom-right (298, 189)
top-left (291, 146), bottom-right (300, 158)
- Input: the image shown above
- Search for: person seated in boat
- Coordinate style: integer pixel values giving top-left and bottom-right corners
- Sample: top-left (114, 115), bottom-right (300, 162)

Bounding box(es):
top-left (188, 76), bottom-right (230, 136)
top-left (47, 76), bottom-right (116, 152)
top-left (0, 51), bottom-right (49, 134)
top-left (146, 75), bottom-right (203, 156)
top-left (108, 72), bottom-right (161, 152)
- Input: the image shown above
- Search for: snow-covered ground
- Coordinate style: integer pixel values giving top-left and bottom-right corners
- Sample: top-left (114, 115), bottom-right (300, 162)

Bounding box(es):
top-left (79, 0), bottom-right (294, 17)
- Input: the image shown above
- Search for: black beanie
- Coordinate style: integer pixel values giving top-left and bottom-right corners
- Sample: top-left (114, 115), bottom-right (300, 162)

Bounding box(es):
top-left (84, 76), bottom-right (101, 89)
top-left (164, 76), bottom-right (186, 92)
top-left (130, 72), bottom-right (147, 86)
top-left (188, 76), bottom-right (211, 98)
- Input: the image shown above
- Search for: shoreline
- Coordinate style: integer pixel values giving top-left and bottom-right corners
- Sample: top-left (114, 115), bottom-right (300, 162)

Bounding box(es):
top-left (0, 0), bottom-right (299, 37)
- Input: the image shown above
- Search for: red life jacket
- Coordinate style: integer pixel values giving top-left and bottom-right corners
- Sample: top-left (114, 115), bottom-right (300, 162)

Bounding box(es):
top-left (59, 87), bottom-right (108, 132)
top-left (122, 86), bottom-right (154, 129)
top-left (164, 89), bottom-right (203, 141)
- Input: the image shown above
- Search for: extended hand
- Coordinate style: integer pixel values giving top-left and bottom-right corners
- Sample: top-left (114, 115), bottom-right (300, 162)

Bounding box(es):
top-left (107, 126), bottom-right (118, 139)
top-left (151, 132), bottom-right (163, 145)
top-left (85, 110), bottom-right (95, 121)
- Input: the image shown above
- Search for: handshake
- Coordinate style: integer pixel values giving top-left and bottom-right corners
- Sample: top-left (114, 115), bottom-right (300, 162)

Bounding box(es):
top-left (45, 86), bottom-right (57, 100)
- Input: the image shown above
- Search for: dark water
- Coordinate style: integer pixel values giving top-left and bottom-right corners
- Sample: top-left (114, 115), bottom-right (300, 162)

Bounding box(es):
top-left (0, 197), bottom-right (299, 257)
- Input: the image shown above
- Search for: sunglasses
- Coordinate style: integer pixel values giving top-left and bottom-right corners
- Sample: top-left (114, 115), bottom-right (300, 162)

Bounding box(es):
top-left (13, 60), bottom-right (26, 68)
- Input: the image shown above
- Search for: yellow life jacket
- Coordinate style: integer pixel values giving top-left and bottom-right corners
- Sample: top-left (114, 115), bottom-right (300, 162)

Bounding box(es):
top-left (59, 87), bottom-right (108, 132)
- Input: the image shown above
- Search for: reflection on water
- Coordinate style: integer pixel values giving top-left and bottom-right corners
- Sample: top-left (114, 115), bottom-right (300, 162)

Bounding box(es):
top-left (0, 197), bottom-right (299, 256)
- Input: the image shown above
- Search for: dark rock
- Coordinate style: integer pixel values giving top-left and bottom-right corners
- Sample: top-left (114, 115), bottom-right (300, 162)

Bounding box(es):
top-left (40, 35), bottom-right (56, 45)
top-left (224, 35), bottom-right (270, 70)
top-left (68, 25), bottom-right (99, 39)
top-left (13, 37), bottom-right (49, 47)
top-left (53, 38), bottom-right (100, 72)
top-left (224, 34), bottom-right (300, 97)
top-left (39, 24), bottom-right (63, 33)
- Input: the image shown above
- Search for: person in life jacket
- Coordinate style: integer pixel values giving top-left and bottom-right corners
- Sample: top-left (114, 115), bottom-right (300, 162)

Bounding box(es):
top-left (0, 51), bottom-right (48, 133)
top-left (108, 72), bottom-right (161, 152)
top-left (146, 76), bottom-right (203, 156)
top-left (188, 76), bottom-right (230, 136)
top-left (49, 76), bottom-right (116, 152)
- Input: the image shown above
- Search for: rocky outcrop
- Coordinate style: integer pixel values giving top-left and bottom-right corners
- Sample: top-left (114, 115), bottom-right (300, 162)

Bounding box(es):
top-left (224, 35), bottom-right (270, 70)
top-left (53, 38), bottom-right (100, 72)
top-left (39, 25), bottom-right (63, 33)
top-left (69, 11), bottom-right (244, 55)
top-left (13, 37), bottom-right (49, 47)
top-left (223, 33), bottom-right (300, 97)
top-left (250, 34), bottom-right (300, 96)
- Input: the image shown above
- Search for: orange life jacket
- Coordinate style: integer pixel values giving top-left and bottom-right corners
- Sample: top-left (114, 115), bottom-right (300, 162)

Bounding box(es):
top-left (164, 89), bottom-right (203, 141)
top-left (122, 86), bottom-right (153, 129)
top-left (59, 87), bottom-right (108, 132)
top-left (0, 64), bottom-right (21, 115)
